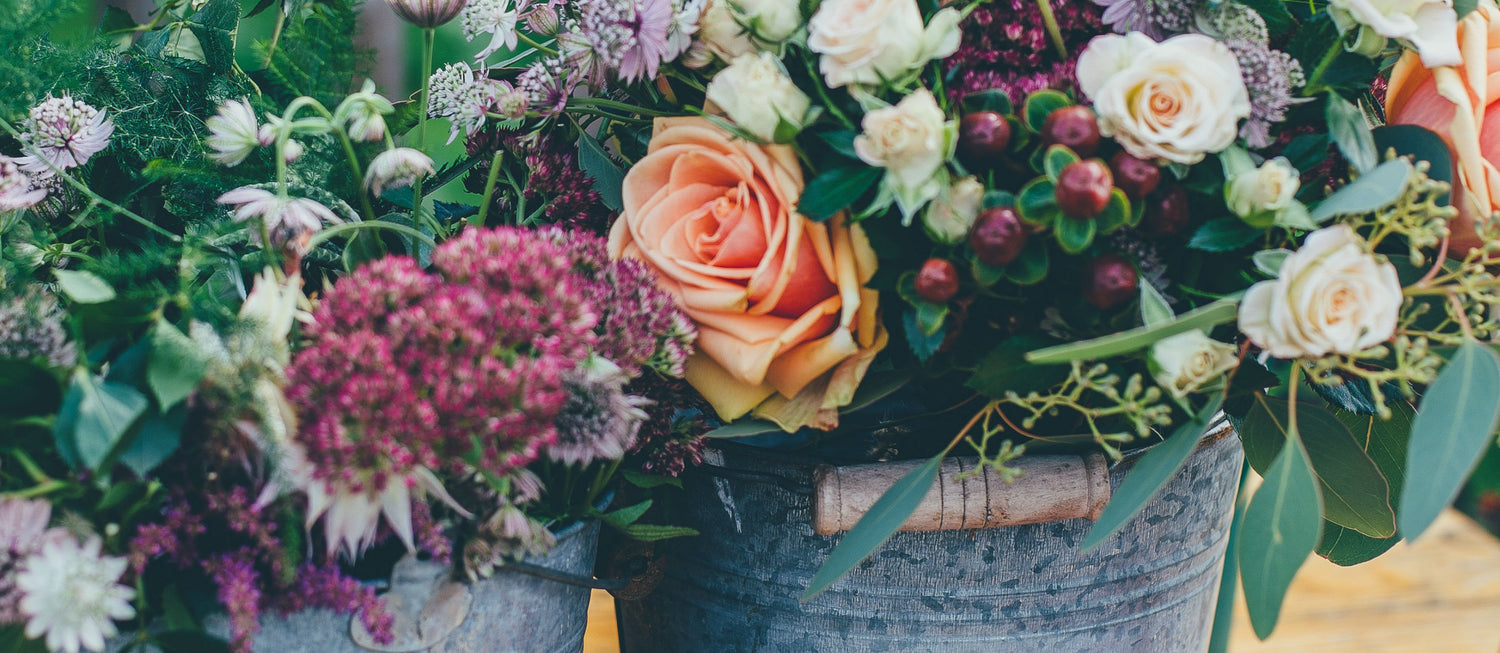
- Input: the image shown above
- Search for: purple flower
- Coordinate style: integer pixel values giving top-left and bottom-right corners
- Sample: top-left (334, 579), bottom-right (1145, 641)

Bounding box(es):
top-left (516, 57), bottom-right (575, 117)
top-left (217, 187), bottom-right (344, 252)
top-left (0, 156), bottom-right (48, 211)
top-left (549, 355), bottom-right (651, 465)
top-left (574, 0), bottom-right (691, 83)
top-left (944, 0), bottom-right (1104, 104)
top-left (17, 94), bottom-right (114, 177)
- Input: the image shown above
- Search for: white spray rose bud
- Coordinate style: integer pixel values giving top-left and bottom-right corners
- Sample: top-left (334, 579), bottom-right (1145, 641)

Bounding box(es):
top-left (1148, 330), bottom-right (1239, 398)
top-left (854, 89), bottom-right (954, 217)
top-left (808, 0), bottom-right (960, 88)
top-left (705, 52), bottom-right (811, 143)
top-left (923, 176), bottom-right (984, 244)
top-left (1239, 224), bottom-right (1403, 358)
top-left (698, 0), bottom-right (757, 61)
top-left (735, 0), bottom-right (802, 43)
top-left (1226, 157), bottom-right (1300, 226)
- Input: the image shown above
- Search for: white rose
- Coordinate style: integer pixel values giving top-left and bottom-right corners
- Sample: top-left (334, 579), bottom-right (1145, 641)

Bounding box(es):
top-left (853, 89), bottom-right (954, 216)
top-left (1077, 33), bottom-right (1251, 165)
top-left (1226, 157), bottom-right (1300, 224)
top-left (808, 0), bottom-right (961, 88)
top-left (923, 176), bottom-right (984, 244)
top-left (1330, 0), bottom-right (1460, 67)
top-left (736, 0), bottom-right (802, 43)
top-left (706, 52), bottom-right (812, 142)
top-left (1239, 224), bottom-right (1404, 358)
top-left (1148, 330), bottom-right (1239, 398)
top-left (698, 0), bottom-right (756, 61)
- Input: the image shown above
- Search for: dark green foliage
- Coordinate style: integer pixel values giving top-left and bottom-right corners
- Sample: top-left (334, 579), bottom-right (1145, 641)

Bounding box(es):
top-left (255, 0), bottom-right (375, 108)
top-left (0, 0), bottom-right (90, 120)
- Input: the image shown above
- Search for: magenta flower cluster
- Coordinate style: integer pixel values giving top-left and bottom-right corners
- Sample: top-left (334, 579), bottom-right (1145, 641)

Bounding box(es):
top-left (466, 128), bottom-right (618, 234)
top-left (286, 227), bottom-right (599, 494)
top-left (944, 0), bottom-right (1105, 104)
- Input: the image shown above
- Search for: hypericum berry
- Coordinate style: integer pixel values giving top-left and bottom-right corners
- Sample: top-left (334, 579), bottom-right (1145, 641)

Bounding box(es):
top-left (957, 112), bottom-right (1011, 168)
top-left (914, 258), bottom-right (961, 303)
top-left (1041, 106), bottom-right (1101, 158)
top-left (1109, 151), bottom-right (1161, 201)
top-left (1142, 185), bottom-right (1191, 237)
top-left (1081, 254), bottom-right (1139, 311)
top-left (969, 207), bottom-right (1028, 267)
top-left (1055, 160), bottom-right (1113, 219)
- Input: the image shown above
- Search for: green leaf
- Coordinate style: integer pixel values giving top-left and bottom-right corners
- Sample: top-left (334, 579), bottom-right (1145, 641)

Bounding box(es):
top-left (961, 89), bottom-right (1013, 115)
top-left (815, 130), bottom-right (860, 159)
top-left (183, 0), bottom-right (240, 74)
top-left (1006, 244), bottom-right (1048, 286)
top-left (1241, 396), bottom-right (1396, 538)
top-left (0, 624), bottom-right (49, 653)
top-left (798, 166), bottom-right (883, 222)
top-left (1253, 249), bottom-right (1292, 277)
top-left (841, 370), bottom-right (911, 414)
top-left (1239, 432), bottom-right (1322, 640)
top-left (1022, 90), bottom-right (1071, 133)
top-left (603, 500), bottom-right (653, 529)
top-left (1234, 0), bottom-right (1297, 36)
top-left (1081, 397), bottom-right (1222, 551)
top-left (623, 469), bottom-right (683, 489)
top-left (1094, 189), bottom-right (1131, 233)
top-left (1139, 280), bottom-right (1174, 327)
top-left (803, 452), bottom-right (943, 600)
top-left (1308, 158), bottom-right (1413, 223)
top-left (1456, 0), bottom-right (1479, 18)
top-left (578, 133), bottom-right (625, 210)
top-left (1016, 178), bottom-right (1058, 225)
top-left (0, 359), bottom-right (63, 418)
top-left (1326, 92), bottom-right (1377, 173)
top-left (972, 260), bottom-right (1006, 287)
top-left (966, 334), bottom-right (1071, 399)
top-left (902, 310), bottom-right (945, 362)
top-left (1399, 340), bottom-right (1500, 540)
top-left (704, 419), bottom-right (782, 438)
top-left (54, 269), bottom-right (117, 304)
top-left (147, 319), bottom-right (208, 411)
top-left (616, 524), bottom-right (699, 541)
top-left (1318, 522), bottom-right (1400, 566)
top-left (1188, 218), bottom-right (1260, 252)
top-left (1372, 125), bottom-right (1452, 206)
top-left (161, 585), bottom-right (200, 632)
top-left (1027, 296), bottom-right (1241, 364)
top-left (118, 408), bottom-right (185, 478)
top-left (1043, 145), bottom-right (1079, 181)
top-left (1053, 216), bottom-right (1096, 254)
top-left (54, 370), bottom-right (149, 472)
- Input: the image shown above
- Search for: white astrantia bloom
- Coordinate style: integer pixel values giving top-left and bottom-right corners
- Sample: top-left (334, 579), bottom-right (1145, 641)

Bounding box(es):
top-left (204, 99), bottom-right (262, 167)
top-left (217, 187), bottom-right (343, 250)
top-left (462, 0), bottom-right (521, 61)
top-left (705, 52), bottom-right (811, 143)
top-left (1148, 330), bottom-right (1239, 398)
top-left (365, 148), bottom-right (436, 196)
top-left (17, 94), bottom-right (115, 177)
top-left (338, 80), bottom-right (396, 143)
top-left (17, 535), bottom-right (136, 653)
top-left (428, 62), bottom-right (500, 144)
top-left (0, 155), bottom-right (47, 211)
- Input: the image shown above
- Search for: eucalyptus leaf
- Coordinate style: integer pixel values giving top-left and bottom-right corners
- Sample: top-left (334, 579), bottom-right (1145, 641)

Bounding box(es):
top-left (803, 452), bottom-right (943, 600)
top-left (603, 500), bottom-right (653, 529)
top-left (54, 269), bottom-right (117, 304)
top-left (54, 370), bottom-right (149, 472)
top-left (1239, 432), bottom-right (1322, 639)
top-left (147, 319), bottom-right (208, 411)
top-left (1139, 281), bottom-right (1174, 327)
top-left (578, 133), bottom-right (625, 210)
top-left (1308, 158), bottom-right (1413, 223)
top-left (1399, 340), bottom-right (1500, 540)
top-left (704, 419), bottom-right (782, 438)
top-left (616, 524), bottom-right (699, 541)
top-left (1325, 92), bottom-right (1377, 173)
top-left (1027, 296), bottom-right (1241, 364)
top-left (798, 166), bottom-right (883, 222)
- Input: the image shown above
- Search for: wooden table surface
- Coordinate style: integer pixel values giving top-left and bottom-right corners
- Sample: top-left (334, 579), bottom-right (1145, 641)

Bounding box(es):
top-left (581, 509), bottom-right (1500, 653)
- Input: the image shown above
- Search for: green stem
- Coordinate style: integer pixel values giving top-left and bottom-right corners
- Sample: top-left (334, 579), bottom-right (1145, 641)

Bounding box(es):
top-left (1035, 0), bottom-right (1068, 61)
top-left (263, 9), bottom-right (287, 69)
top-left (411, 28), bottom-right (436, 233)
top-left (586, 459), bottom-right (621, 509)
top-left (1, 479), bottom-right (70, 500)
top-left (1301, 38), bottom-right (1345, 97)
top-left (569, 97), bottom-right (676, 116)
top-left (516, 31), bottom-right (559, 56)
top-left (305, 220), bottom-right (439, 250)
top-left (474, 150), bottom-right (505, 228)
top-left (335, 133), bottom-right (378, 222)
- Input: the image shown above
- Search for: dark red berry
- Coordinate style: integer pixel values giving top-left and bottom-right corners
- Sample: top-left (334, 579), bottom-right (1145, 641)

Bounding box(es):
top-left (1055, 160), bottom-right (1113, 219)
top-left (969, 207), bottom-right (1028, 267)
top-left (1109, 151), bottom-right (1161, 201)
top-left (914, 258), bottom-right (961, 304)
top-left (958, 111), bottom-right (1012, 168)
top-left (1041, 106), bottom-right (1101, 158)
top-left (1142, 185), bottom-right (1191, 237)
top-left (1081, 254), bottom-right (1139, 311)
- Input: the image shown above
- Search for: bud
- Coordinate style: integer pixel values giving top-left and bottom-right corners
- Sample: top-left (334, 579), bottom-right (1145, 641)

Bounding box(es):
top-left (735, 0), bottom-right (801, 43)
top-left (204, 99), bottom-right (262, 167)
top-left (282, 139), bottom-right (305, 164)
top-left (704, 52), bottom-right (810, 143)
top-left (1148, 330), bottom-right (1238, 398)
top-left (365, 148), bottom-right (436, 196)
top-left (337, 80), bottom-right (395, 143)
top-left (1225, 156), bottom-right (1299, 227)
top-left (387, 0), bottom-right (469, 28)
top-left (923, 176), bottom-right (984, 244)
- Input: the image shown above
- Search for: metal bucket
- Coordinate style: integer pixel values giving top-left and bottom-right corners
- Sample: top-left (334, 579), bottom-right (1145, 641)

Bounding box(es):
top-left (616, 425), bottom-right (1243, 653)
top-left (108, 518), bottom-right (600, 653)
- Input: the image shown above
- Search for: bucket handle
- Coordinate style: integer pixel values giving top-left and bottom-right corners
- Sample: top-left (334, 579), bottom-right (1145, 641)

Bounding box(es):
top-left (500, 557), bottom-right (643, 591)
top-left (811, 452), bottom-right (1110, 535)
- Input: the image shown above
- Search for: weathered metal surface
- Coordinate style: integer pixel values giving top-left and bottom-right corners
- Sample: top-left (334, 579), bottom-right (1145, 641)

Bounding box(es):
top-left (106, 519), bottom-right (599, 653)
top-left (617, 426), bottom-right (1243, 653)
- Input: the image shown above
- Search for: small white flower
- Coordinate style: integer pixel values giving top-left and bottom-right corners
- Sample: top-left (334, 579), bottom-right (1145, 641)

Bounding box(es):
top-left (1239, 224), bottom-right (1404, 358)
top-left (854, 89), bottom-right (954, 217)
top-left (923, 176), bottom-right (984, 244)
top-left (1148, 330), bottom-right (1239, 398)
top-left (462, 0), bottom-right (521, 60)
top-left (705, 52), bottom-right (811, 142)
top-left (0, 155), bottom-right (47, 211)
top-left (204, 99), bottom-right (262, 167)
top-left (240, 268), bottom-right (308, 345)
top-left (17, 535), bottom-right (136, 653)
top-left (17, 94), bottom-right (115, 176)
top-left (387, 0), bottom-right (470, 27)
top-left (1330, 0), bottom-right (1460, 67)
top-left (808, 0), bottom-right (960, 88)
top-left (337, 80), bottom-right (396, 143)
top-left (428, 62), bottom-right (499, 144)
top-left (217, 187), bottom-right (343, 249)
top-left (365, 148), bottom-right (436, 195)
top-left (1226, 157), bottom-right (1301, 226)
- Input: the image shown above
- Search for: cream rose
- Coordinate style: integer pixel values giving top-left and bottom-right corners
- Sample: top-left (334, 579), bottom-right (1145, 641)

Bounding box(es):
top-left (854, 89), bottom-right (954, 216)
top-left (698, 0), bottom-right (756, 61)
top-left (736, 0), bottom-right (801, 43)
top-left (807, 0), bottom-right (960, 88)
top-left (609, 117), bottom-right (887, 431)
top-left (1076, 33), bottom-right (1251, 165)
top-left (1239, 224), bottom-right (1404, 359)
top-left (1148, 330), bottom-right (1239, 398)
top-left (1226, 157), bottom-right (1300, 225)
top-left (923, 176), bottom-right (983, 244)
top-left (1330, 0), bottom-right (1460, 67)
top-left (706, 52), bottom-right (811, 143)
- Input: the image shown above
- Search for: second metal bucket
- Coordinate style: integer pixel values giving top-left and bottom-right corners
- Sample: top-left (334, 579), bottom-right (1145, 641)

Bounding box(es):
top-left (616, 424), bottom-right (1244, 653)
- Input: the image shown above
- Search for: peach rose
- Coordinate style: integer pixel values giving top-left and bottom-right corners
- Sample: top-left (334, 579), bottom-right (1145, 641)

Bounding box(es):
top-left (1386, 0), bottom-right (1500, 251)
top-left (608, 117), bottom-right (887, 431)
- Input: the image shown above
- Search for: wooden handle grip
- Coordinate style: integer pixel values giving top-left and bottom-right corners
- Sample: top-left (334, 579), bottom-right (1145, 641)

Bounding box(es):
top-left (810, 453), bottom-right (1110, 536)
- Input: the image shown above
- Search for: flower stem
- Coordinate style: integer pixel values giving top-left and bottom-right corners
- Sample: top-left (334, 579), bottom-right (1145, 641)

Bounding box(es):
top-left (411, 28), bottom-right (436, 233)
top-left (474, 150), bottom-right (505, 228)
top-left (1301, 38), bottom-right (1345, 97)
top-left (516, 31), bottom-right (559, 56)
top-left (1035, 0), bottom-right (1068, 61)
top-left (335, 132), bottom-right (378, 222)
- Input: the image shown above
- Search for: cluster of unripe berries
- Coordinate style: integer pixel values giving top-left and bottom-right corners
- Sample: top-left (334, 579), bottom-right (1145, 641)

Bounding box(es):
top-left (910, 105), bottom-right (1193, 312)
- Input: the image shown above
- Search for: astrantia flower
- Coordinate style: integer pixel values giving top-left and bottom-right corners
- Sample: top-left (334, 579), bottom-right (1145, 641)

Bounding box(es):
top-left (576, 0), bottom-right (691, 82)
top-left (0, 156), bottom-right (47, 211)
top-left (462, 0), bottom-right (521, 60)
top-left (0, 290), bottom-right (77, 369)
top-left (516, 57), bottom-right (575, 117)
top-left (338, 80), bottom-right (396, 143)
top-left (300, 462), bottom-right (460, 559)
top-left (205, 99), bottom-right (262, 167)
top-left (17, 94), bottom-right (114, 176)
top-left (365, 148), bottom-right (436, 196)
top-left (17, 535), bottom-right (136, 653)
top-left (0, 499), bottom-right (55, 624)
top-left (217, 187), bottom-right (343, 251)
top-left (388, 0), bottom-right (469, 27)
top-left (428, 62), bottom-right (500, 143)
top-left (550, 355), bottom-right (651, 465)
